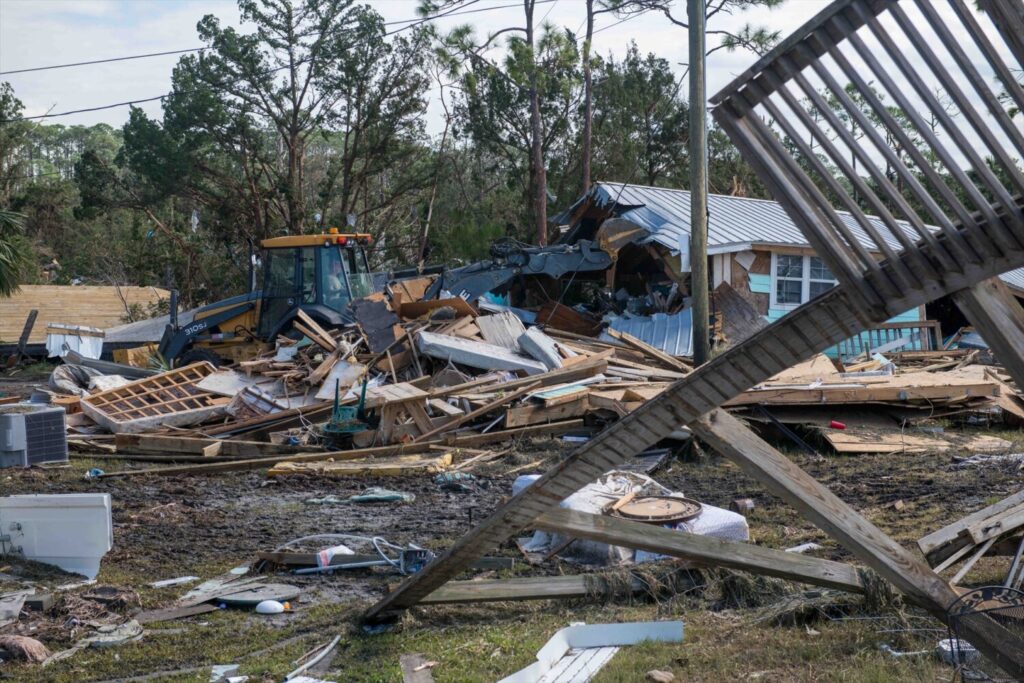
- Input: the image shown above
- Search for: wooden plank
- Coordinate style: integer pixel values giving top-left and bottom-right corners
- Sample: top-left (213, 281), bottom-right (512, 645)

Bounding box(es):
top-left (965, 503), bottom-right (1024, 545)
top-left (534, 509), bottom-right (864, 594)
top-left (98, 421), bottom-right (584, 478)
top-left (9, 309), bottom-right (37, 365)
top-left (919, 489), bottom-right (1024, 562)
top-left (692, 409), bottom-right (1024, 673)
top-left (115, 434), bottom-right (310, 457)
top-left (952, 278), bottom-right (1024, 397)
top-left (267, 453), bottom-right (452, 477)
top-left (605, 328), bottom-right (692, 372)
top-left (418, 574), bottom-right (647, 605)
top-left (504, 397), bottom-right (590, 428)
top-left (411, 381), bottom-right (540, 443)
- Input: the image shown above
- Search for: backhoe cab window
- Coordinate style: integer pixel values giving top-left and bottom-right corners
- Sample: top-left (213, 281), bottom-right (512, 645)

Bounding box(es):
top-left (320, 244), bottom-right (373, 309)
top-left (344, 247), bottom-right (373, 299)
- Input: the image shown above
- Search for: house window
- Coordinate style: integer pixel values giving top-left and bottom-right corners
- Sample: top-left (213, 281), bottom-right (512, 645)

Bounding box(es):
top-left (770, 253), bottom-right (837, 309)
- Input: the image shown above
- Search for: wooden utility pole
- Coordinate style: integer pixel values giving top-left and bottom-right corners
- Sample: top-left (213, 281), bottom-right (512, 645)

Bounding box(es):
top-left (525, 0), bottom-right (548, 246)
top-left (688, 0), bottom-right (710, 364)
top-left (580, 0), bottom-right (595, 196)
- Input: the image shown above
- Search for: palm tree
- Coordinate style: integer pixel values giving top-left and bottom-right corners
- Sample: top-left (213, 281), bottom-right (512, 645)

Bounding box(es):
top-left (0, 209), bottom-right (31, 297)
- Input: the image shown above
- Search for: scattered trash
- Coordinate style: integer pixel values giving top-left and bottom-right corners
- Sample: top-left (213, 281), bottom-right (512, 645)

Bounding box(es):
top-left (210, 664), bottom-right (241, 682)
top-left (347, 488), bottom-right (415, 504)
top-left (435, 471), bottom-right (476, 492)
top-left (646, 671), bottom-right (675, 682)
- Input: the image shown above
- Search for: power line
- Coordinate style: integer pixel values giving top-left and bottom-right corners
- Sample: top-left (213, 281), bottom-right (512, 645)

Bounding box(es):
top-left (6, 96), bottom-right (167, 122)
top-left (385, 0), bottom-right (558, 35)
top-left (0, 1), bottom-right (565, 123)
top-left (0, 48), bottom-right (205, 76)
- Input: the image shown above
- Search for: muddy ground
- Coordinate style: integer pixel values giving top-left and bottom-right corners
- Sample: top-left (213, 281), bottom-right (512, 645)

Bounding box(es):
top-left (0, 394), bottom-right (1022, 680)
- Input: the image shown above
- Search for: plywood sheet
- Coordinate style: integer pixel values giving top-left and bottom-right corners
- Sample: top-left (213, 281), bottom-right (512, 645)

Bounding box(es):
top-left (0, 285), bottom-right (169, 344)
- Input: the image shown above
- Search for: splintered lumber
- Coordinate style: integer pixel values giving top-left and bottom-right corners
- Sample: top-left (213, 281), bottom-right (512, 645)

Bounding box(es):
top-left (201, 401), bottom-right (333, 438)
top-left (267, 452), bottom-right (453, 477)
top-left (98, 442), bottom-right (438, 478)
top-left (692, 409), bottom-right (1024, 666)
top-left (534, 508), bottom-right (865, 594)
top-left (411, 381), bottom-right (540, 442)
top-left (295, 310), bottom-right (339, 351)
top-left (951, 278), bottom-right (1024, 395)
top-left (919, 489), bottom-right (1024, 567)
top-left (115, 434), bottom-right (310, 457)
top-left (97, 421), bottom-right (584, 478)
top-left (505, 396), bottom-right (590, 428)
top-left (605, 328), bottom-right (691, 373)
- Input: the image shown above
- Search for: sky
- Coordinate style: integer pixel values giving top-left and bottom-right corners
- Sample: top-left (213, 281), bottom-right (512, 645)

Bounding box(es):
top-left (0, 0), bottom-right (828, 136)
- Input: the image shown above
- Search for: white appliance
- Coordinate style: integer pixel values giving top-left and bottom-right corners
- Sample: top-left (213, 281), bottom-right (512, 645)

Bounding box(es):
top-left (0, 493), bottom-right (113, 579)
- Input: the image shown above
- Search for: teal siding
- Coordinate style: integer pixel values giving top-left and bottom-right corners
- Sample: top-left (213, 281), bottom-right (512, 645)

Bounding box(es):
top-left (748, 273), bottom-right (771, 294)
top-left (767, 305), bottom-right (923, 358)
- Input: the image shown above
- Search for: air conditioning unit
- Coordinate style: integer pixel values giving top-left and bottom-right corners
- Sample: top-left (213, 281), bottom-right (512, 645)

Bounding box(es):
top-left (0, 404), bottom-right (68, 468)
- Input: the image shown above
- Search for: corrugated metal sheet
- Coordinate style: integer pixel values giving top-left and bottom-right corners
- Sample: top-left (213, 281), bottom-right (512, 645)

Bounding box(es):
top-left (555, 181), bottom-right (1024, 295)
top-left (998, 267), bottom-right (1024, 293)
top-left (599, 309), bottom-right (693, 357)
top-left (562, 182), bottom-right (924, 255)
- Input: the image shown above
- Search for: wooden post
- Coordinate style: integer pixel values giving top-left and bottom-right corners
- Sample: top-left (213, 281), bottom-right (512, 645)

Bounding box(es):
top-left (952, 278), bottom-right (1024, 391)
top-left (689, 0), bottom-right (710, 365)
top-left (692, 408), bottom-right (1024, 675)
top-left (535, 508), bottom-right (865, 594)
top-left (8, 309), bottom-right (37, 366)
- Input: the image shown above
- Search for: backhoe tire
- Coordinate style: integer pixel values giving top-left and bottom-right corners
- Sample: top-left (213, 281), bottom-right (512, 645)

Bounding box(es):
top-left (177, 348), bottom-right (224, 368)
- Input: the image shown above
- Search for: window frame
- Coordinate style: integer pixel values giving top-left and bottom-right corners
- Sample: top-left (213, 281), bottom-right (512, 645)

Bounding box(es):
top-left (769, 252), bottom-right (838, 310)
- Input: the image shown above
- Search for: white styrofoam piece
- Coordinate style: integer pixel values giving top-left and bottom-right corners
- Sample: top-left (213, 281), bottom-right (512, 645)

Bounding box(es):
top-left (0, 493), bottom-right (112, 578)
top-left (499, 621), bottom-right (684, 683)
top-left (417, 331), bottom-right (547, 375)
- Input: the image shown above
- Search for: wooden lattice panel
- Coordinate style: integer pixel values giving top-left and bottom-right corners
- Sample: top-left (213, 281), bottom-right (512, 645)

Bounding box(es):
top-left (710, 0), bottom-right (1024, 317)
top-left (81, 362), bottom-right (228, 433)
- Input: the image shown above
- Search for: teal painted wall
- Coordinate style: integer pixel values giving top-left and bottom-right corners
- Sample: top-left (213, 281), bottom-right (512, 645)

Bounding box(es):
top-left (741, 254), bottom-right (924, 358)
top-left (765, 305), bottom-right (923, 358)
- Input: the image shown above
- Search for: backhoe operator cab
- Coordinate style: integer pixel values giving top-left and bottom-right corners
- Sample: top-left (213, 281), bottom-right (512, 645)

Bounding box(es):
top-left (158, 229), bottom-right (374, 366)
top-left (256, 231), bottom-right (374, 337)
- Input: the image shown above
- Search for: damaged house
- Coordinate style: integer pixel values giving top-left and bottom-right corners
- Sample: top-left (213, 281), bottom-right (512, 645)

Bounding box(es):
top-left (555, 182), bottom-right (1024, 358)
